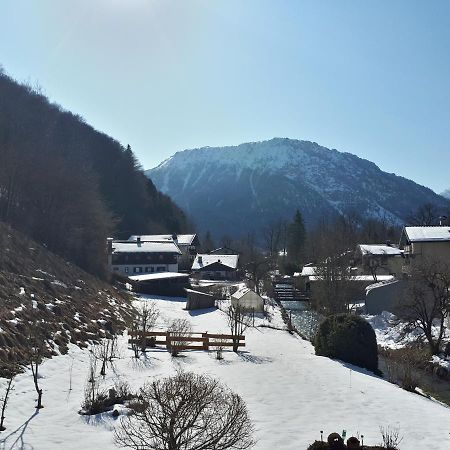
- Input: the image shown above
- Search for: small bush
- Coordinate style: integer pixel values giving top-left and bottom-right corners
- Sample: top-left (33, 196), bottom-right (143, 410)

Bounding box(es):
top-left (314, 314), bottom-right (378, 373)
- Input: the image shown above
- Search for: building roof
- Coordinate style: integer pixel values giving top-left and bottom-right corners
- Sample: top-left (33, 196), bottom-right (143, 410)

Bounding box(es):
top-left (129, 272), bottom-right (189, 282)
top-left (309, 274), bottom-right (395, 282)
top-left (209, 246), bottom-right (240, 255)
top-left (192, 254), bottom-right (239, 270)
top-left (300, 265), bottom-right (317, 277)
top-left (358, 244), bottom-right (403, 256)
top-left (185, 288), bottom-right (214, 297)
top-left (112, 240), bottom-right (182, 254)
top-left (128, 234), bottom-right (197, 246)
top-left (404, 226), bottom-right (450, 242)
top-left (231, 287), bottom-right (262, 300)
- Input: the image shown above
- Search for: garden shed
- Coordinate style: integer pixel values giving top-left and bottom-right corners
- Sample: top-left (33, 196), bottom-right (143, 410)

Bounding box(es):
top-left (185, 288), bottom-right (216, 310)
top-left (231, 287), bottom-right (264, 313)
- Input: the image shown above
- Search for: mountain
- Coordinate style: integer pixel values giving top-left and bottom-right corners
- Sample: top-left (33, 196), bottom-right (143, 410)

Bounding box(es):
top-left (441, 189), bottom-right (450, 200)
top-left (146, 138), bottom-right (449, 239)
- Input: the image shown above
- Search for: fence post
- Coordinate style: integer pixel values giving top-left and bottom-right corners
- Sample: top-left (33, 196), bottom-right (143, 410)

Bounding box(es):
top-left (166, 331), bottom-right (171, 352)
top-left (202, 332), bottom-right (209, 351)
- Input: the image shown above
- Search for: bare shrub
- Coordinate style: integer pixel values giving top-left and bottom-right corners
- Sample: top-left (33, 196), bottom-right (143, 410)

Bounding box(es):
top-left (115, 371), bottom-right (255, 450)
top-left (227, 304), bottom-right (252, 352)
top-left (92, 336), bottom-right (119, 376)
top-left (379, 425), bottom-right (403, 449)
top-left (211, 338), bottom-right (224, 360)
top-left (130, 302), bottom-right (159, 357)
top-left (81, 354), bottom-right (106, 415)
top-left (383, 347), bottom-right (421, 392)
top-left (167, 318), bottom-right (193, 356)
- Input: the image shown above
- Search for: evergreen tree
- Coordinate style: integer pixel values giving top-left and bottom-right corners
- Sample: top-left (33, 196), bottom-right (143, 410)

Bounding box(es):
top-left (202, 231), bottom-right (215, 253)
top-left (286, 210), bottom-right (306, 266)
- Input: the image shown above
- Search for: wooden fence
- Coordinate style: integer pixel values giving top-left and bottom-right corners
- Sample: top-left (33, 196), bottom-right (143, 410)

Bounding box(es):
top-left (128, 330), bottom-right (245, 351)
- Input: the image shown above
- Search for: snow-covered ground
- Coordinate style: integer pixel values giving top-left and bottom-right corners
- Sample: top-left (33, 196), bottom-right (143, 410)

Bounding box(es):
top-left (365, 310), bottom-right (450, 371)
top-left (2, 298), bottom-right (450, 450)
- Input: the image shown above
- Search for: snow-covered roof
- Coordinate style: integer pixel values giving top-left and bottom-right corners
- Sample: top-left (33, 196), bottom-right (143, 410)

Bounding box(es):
top-left (192, 254), bottom-right (239, 270)
top-left (129, 272), bottom-right (189, 281)
top-left (128, 234), bottom-right (197, 246)
top-left (300, 265), bottom-right (317, 277)
top-left (231, 287), bottom-right (251, 300)
top-left (185, 288), bottom-right (214, 297)
top-left (404, 226), bottom-right (450, 242)
top-left (231, 287), bottom-right (262, 300)
top-left (112, 241), bottom-right (182, 254)
top-left (358, 244), bottom-right (403, 256)
top-left (365, 279), bottom-right (399, 294)
top-left (309, 274), bottom-right (395, 282)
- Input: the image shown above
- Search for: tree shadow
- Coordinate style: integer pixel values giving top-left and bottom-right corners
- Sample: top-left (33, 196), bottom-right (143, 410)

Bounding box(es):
top-left (79, 411), bottom-right (114, 431)
top-left (238, 352), bottom-right (273, 364)
top-left (0, 409), bottom-right (39, 450)
top-left (187, 307), bottom-right (217, 317)
top-left (128, 353), bottom-right (161, 372)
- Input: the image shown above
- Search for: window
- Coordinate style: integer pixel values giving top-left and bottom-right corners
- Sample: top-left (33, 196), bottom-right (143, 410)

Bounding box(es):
top-left (124, 267), bottom-right (129, 273)
top-left (134, 267), bottom-right (142, 273)
top-left (157, 266), bottom-right (165, 272)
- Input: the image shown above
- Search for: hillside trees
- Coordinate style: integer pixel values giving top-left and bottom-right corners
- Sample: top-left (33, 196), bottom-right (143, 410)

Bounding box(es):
top-left (0, 70), bottom-right (189, 275)
top-left (400, 258), bottom-right (450, 354)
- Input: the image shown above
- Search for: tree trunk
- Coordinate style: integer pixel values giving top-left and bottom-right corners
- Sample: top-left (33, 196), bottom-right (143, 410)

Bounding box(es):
top-left (36, 389), bottom-right (43, 409)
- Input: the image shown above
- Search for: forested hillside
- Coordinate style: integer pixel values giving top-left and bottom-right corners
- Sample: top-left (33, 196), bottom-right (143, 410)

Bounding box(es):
top-left (0, 70), bottom-right (189, 276)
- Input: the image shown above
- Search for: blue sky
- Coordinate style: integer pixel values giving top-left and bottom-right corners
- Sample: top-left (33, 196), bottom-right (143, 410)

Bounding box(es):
top-left (1, 0), bottom-right (449, 192)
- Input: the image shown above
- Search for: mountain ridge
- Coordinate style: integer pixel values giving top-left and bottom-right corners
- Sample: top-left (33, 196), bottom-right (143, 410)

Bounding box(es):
top-left (146, 138), bottom-right (449, 239)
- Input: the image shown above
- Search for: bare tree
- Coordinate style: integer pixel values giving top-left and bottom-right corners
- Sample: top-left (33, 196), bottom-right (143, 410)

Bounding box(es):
top-left (92, 336), bottom-right (119, 376)
top-left (81, 354), bottom-right (105, 415)
top-left (400, 258), bottom-right (450, 354)
top-left (0, 364), bottom-right (18, 431)
top-left (130, 302), bottom-right (159, 358)
top-left (28, 319), bottom-right (45, 409)
top-left (115, 371), bottom-right (255, 450)
top-left (407, 203), bottom-right (440, 226)
top-left (312, 253), bottom-right (358, 315)
top-left (226, 305), bottom-right (252, 352)
top-left (167, 319), bottom-right (193, 356)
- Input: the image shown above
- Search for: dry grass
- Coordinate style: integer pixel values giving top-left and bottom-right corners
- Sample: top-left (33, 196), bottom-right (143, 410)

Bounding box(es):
top-left (0, 222), bottom-right (134, 372)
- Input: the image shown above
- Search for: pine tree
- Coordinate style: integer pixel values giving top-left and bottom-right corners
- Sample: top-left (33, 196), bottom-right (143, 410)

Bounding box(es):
top-left (286, 210), bottom-right (306, 266)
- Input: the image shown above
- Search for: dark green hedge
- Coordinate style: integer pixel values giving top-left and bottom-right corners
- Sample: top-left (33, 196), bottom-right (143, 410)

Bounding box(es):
top-left (314, 314), bottom-right (378, 373)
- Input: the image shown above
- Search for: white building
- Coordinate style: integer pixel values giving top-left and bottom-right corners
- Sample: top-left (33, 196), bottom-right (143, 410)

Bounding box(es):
top-left (191, 254), bottom-right (239, 280)
top-left (108, 239), bottom-right (182, 276)
top-left (231, 287), bottom-right (264, 313)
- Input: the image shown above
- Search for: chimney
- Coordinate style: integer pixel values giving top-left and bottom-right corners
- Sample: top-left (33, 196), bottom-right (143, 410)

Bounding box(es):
top-left (386, 240), bottom-right (392, 247)
top-left (172, 233), bottom-right (178, 242)
top-left (137, 236), bottom-right (141, 246)
top-left (198, 256), bottom-right (203, 264)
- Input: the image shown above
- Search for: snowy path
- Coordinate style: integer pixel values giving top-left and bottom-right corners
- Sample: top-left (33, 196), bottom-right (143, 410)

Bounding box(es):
top-left (1, 296), bottom-right (450, 449)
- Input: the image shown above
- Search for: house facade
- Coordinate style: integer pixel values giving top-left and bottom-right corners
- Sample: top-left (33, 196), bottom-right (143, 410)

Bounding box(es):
top-left (354, 243), bottom-right (404, 277)
top-left (108, 238), bottom-right (182, 276)
top-left (191, 254), bottom-right (239, 280)
top-left (129, 234), bottom-right (200, 270)
top-left (400, 226), bottom-right (450, 270)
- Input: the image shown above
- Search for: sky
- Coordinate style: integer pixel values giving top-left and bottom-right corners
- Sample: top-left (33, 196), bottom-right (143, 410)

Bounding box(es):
top-left (1, 0), bottom-right (449, 193)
